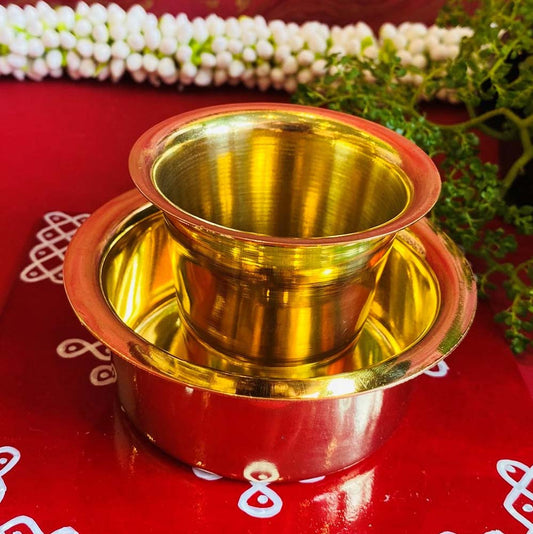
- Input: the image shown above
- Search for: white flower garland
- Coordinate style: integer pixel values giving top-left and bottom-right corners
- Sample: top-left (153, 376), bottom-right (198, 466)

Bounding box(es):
top-left (0, 1), bottom-right (472, 99)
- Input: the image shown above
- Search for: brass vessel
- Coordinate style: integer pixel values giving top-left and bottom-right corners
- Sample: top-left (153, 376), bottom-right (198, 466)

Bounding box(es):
top-left (64, 191), bottom-right (475, 480)
top-left (129, 103), bottom-right (441, 365)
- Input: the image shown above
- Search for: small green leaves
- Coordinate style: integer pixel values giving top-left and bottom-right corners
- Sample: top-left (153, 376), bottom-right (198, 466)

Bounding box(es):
top-left (293, 0), bottom-right (533, 354)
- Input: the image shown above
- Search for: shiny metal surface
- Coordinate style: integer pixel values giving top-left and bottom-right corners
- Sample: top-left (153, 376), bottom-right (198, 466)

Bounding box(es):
top-left (63, 190), bottom-right (475, 480)
top-left (129, 104), bottom-right (442, 365)
top-left (103, 205), bottom-right (440, 386)
top-left (66, 190), bottom-right (475, 399)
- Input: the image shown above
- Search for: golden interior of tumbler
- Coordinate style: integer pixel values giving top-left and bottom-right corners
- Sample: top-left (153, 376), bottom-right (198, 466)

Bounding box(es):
top-left (101, 207), bottom-right (441, 389)
top-left (151, 111), bottom-right (411, 238)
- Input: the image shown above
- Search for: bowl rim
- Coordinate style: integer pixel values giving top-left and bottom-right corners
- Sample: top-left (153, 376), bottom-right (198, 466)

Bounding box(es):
top-left (128, 103), bottom-right (442, 246)
top-left (64, 189), bottom-right (476, 400)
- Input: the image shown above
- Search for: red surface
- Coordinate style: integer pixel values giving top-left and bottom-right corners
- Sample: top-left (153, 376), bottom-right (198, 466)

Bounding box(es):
top-left (1, 78), bottom-right (533, 532)
top-left (0, 78), bottom-right (286, 310)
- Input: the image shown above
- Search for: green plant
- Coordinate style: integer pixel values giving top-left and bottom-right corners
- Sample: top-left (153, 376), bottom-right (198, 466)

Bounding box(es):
top-left (293, 0), bottom-right (533, 353)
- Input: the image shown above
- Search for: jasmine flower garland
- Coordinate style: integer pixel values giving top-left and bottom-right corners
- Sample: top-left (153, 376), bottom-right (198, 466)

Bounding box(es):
top-left (0, 1), bottom-right (471, 97)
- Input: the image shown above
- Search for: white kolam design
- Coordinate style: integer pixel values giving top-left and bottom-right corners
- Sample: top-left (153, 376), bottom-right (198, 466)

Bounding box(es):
top-left (0, 446), bottom-right (20, 504)
top-left (497, 459), bottom-right (533, 533)
top-left (20, 211), bottom-right (89, 284)
top-left (191, 467), bottom-right (223, 481)
top-left (192, 463), bottom-right (289, 519)
top-left (440, 458), bottom-right (533, 534)
top-left (0, 2), bottom-right (471, 100)
top-left (424, 360), bottom-right (450, 377)
top-left (192, 464), bottom-right (326, 517)
top-left (0, 515), bottom-right (78, 534)
top-left (57, 338), bottom-right (116, 386)
top-left (238, 461), bottom-right (283, 519)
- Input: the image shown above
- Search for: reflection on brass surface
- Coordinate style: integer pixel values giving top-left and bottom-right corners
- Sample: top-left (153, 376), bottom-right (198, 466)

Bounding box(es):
top-left (65, 190), bottom-right (473, 481)
top-left (153, 117), bottom-right (408, 237)
top-left (130, 104), bottom-right (441, 365)
top-left (102, 204), bottom-right (440, 395)
top-left (65, 190), bottom-right (476, 401)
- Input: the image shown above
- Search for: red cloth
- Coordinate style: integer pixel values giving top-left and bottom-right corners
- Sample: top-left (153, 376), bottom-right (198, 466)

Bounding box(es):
top-left (1, 77), bottom-right (533, 534)
top-left (0, 78), bottom-right (287, 308)
top-left (1, 234), bottom-right (533, 532)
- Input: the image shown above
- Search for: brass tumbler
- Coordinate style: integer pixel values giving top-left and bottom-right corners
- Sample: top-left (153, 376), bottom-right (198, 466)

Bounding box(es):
top-left (129, 103), bottom-right (441, 366)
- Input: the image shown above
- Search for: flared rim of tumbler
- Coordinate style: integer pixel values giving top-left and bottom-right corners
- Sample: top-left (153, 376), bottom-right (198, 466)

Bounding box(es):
top-left (129, 103), bottom-right (441, 246)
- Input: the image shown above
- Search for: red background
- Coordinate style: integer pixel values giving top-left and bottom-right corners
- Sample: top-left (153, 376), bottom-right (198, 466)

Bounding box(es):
top-left (1, 1), bottom-right (533, 532)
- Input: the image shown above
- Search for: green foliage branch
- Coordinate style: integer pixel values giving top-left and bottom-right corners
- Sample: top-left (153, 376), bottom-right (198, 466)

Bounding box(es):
top-left (293, 0), bottom-right (533, 353)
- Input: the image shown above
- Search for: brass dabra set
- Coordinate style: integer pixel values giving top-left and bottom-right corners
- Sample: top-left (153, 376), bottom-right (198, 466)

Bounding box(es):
top-left (64, 103), bottom-right (476, 481)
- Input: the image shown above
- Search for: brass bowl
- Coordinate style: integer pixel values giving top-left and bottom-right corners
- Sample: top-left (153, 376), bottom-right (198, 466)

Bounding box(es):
top-left (129, 104), bottom-right (441, 365)
top-left (64, 190), bottom-right (476, 481)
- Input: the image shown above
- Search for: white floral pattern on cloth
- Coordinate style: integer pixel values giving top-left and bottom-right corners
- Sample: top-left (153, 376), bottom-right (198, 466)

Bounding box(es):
top-left (20, 211), bottom-right (89, 284)
top-left (497, 459), bottom-right (533, 533)
top-left (0, 446), bottom-right (20, 504)
top-left (192, 464), bottom-right (325, 519)
top-left (56, 338), bottom-right (116, 386)
top-left (424, 360), bottom-right (450, 378)
top-left (0, 515), bottom-right (78, 534)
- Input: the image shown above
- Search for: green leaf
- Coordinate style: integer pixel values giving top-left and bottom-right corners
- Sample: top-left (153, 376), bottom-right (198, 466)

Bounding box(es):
top-left (291, 0), bottom-right (533, 353)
